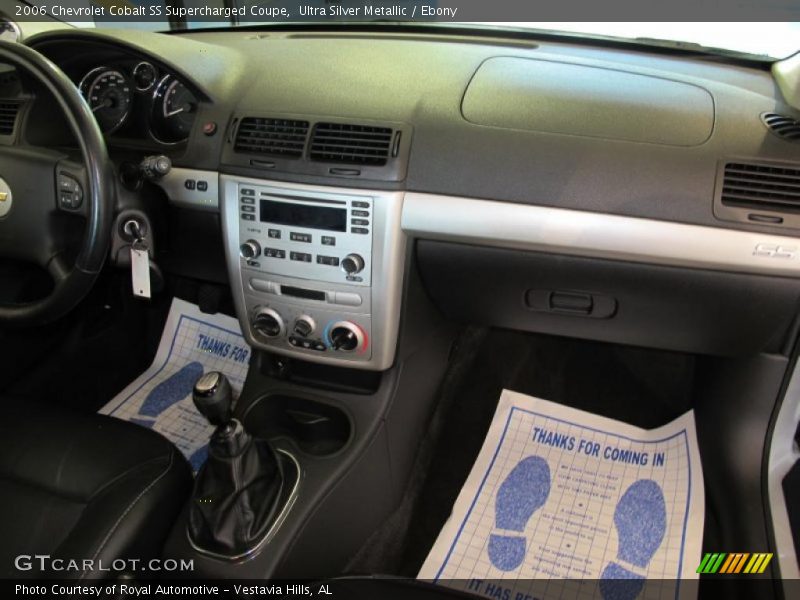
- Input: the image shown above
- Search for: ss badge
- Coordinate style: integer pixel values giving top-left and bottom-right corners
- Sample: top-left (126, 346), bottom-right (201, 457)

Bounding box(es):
top-left (753, 243), bottom-right (798, 259)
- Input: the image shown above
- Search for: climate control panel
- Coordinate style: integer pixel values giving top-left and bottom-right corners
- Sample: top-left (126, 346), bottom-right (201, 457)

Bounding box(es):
top-left (247, 299), bottom-right (371, 360)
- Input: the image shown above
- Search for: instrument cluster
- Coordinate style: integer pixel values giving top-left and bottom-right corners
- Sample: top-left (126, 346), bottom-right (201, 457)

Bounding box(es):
top-left (77, 59), bottom-right (198, 144)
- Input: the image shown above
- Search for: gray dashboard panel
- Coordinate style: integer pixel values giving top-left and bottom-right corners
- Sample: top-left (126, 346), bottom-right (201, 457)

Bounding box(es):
top-left (462, 56), bottom-right (714, 146)
top-left (22, 28), bottom-right (800, 236)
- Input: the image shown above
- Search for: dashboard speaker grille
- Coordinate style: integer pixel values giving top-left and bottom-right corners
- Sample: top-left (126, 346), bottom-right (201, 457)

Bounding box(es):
top-left (0, 102), bottom-right (19, 136)
top-left (309, 122), bottom-right (393, 166)
top-left (721, 162), bottom-right (800, 212)
top-left (234, 117), bottom-right (309, 158)
top-left (762, 113), bottom-right (800, 142)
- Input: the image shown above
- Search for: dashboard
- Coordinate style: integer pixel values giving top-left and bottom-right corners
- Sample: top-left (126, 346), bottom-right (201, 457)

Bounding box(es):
top-left (6, 25), bottom-right (800, 368)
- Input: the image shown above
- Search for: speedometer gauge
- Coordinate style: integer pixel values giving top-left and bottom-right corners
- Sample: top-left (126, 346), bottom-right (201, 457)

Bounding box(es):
top-left (150, 75), bottom-right (197, 143)
top-left (78, 67), bottom-right (132, 134)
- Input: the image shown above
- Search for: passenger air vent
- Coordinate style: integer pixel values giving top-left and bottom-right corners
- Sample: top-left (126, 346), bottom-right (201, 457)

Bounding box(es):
top-left (720, 162), bottom-right (800, 212)
top-left (234, 117), bottom-right (309, 158)
top-left (762, 113), bottom-right (800, 142)
top-left (309, 122), bottom-right (394, 166)
top-left (0, 102), bottom-right (19, 135)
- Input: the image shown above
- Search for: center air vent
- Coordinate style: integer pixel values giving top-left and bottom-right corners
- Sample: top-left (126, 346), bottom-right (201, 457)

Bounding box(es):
top-left (720, 162), bottom-right (800, 213)
top-left (309, 122), bottom-right (394, 166)
top-left (0, 102), bottom-right (19, 136)
top-left (234, 117), bottom-right (309, 158)
top-left (762, 113), bottom-right (800, 142)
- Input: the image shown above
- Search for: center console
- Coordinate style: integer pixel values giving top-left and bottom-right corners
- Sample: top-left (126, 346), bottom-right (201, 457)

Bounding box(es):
top-left (166, 174), bottom-right (455, 578)
top-left (220, 175), bottom-right (406, 370)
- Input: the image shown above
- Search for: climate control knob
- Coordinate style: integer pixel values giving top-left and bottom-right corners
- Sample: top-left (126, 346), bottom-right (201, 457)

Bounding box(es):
top-left (252, 308), bottom-right (284, 339)
top-left (293, 316), bottom-right (315, 338)
top-left (239, 239), bottom-right (261, 260)
top-left (328, 321), bottom-right (366, 352)
top-left (341, 253), bottom-right (365, 275)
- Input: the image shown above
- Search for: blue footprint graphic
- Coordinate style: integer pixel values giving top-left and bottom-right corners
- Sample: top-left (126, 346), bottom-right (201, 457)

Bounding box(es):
top-left (488, 456), bottom-right (551, 571)
top-left (600, 479), bottom-right (667, 600)
top-left (189, 446), bottom-right (209, 471)
top-left (139, 361), bottom-right (204, 418)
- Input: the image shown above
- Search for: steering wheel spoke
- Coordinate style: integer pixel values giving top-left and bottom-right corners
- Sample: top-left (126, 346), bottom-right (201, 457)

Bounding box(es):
top-left (0, 42), bottom-right (113, 326)
top-left (45, 253), bottom-right (71, 287)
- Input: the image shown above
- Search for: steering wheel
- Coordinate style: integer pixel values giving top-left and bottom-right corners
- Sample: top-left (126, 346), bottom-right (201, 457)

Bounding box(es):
top-left (0, 41), bottom-right (113, 326)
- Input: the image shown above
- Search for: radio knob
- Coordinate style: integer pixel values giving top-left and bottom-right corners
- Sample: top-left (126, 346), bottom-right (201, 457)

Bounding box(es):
top-left (328, 321), bottom-right (365, 352)
top-left (341, 253), bottom-right (365, 275)
top-left (293, 316), bottom-right (315, 338)
top-left (252, 308), bottom-right (283, 339)
top-left (240, 239), bottom-right (261, 260)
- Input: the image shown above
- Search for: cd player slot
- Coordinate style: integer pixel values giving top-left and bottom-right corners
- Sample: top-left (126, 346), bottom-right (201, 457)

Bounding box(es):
top-left (281, 285), bottom-right (326, 301)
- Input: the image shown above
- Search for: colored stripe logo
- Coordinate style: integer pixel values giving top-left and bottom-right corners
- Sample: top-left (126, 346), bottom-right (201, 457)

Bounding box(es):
top-left (697, 552), bottom-right (773, 574)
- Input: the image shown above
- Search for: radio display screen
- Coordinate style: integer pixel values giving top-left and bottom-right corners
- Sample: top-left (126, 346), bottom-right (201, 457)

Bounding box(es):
top-left (259, 199), bottom-right (347, 232)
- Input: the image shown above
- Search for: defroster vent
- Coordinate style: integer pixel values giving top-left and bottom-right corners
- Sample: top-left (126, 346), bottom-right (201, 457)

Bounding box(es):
top-left (234, 117), bottom-right (309, 158)
top-left (309, 122), bottom-right (395, 166)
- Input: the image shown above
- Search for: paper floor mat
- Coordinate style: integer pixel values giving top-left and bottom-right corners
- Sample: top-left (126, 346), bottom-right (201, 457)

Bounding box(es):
top-left (100, 298), bottom-right (250, 471)
top-left (419, 389), bottom-right (705, 600)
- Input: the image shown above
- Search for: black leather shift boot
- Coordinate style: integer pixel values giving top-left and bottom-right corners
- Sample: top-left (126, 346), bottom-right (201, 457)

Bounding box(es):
top-left (188, 420), bottom-right (284, 556)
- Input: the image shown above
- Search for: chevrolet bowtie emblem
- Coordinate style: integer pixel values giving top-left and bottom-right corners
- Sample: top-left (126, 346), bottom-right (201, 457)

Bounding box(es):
top-left (0, 178), bottom-right (12, 218)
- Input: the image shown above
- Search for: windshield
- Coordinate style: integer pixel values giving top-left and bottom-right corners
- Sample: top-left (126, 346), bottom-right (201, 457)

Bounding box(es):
top-left (11, 1), bottom-right (800, 60)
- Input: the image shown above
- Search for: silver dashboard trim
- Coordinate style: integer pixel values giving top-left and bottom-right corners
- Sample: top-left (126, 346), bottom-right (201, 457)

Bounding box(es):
top-left (401, 192), bottom-right (800, 278)
top-left (156, 167), bottom-right (219, 211)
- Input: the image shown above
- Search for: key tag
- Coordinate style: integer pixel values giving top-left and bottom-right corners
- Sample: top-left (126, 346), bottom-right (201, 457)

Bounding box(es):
top-left (130, 239), bottom-right (151, 299)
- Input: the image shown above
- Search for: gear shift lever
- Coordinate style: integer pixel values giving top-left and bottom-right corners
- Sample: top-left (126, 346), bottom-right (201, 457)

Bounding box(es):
top-left (188, 372), bottom-right (284, 556)
top-left (192, 372), bottom-right (233, 425)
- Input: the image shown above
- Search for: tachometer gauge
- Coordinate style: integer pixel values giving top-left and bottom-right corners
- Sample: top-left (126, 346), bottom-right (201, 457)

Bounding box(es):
top-left (78, 67), bottom-right (132, 134)
top-left (151, 75), bottom-right (197, 143)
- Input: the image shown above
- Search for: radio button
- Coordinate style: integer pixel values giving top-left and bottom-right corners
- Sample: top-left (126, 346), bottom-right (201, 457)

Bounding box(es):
top-left (197, 181), bottom-right (208, 192)
top-left (241, 206), bottom-right (255, 213)
top-left (352, 201), bottom-right (369, 208)
top-left (264, 248), bottom-right (285, 259)
top-left (351, 227), bottom-right (369, 234)
top-left (316, 255), bottom-right (340, 267)
top-left (268, 229), bottom-right (281, 239)
top-left (242, 214), bottom-right (255, 221)
top-left (321, 236), bottom-right (336, 246)
top-left (335, 292), bottom-right (363, 307)
top-left (240, 196), bottom-right (255, 205)
top-left (290, 232), bottom-right (312, 243)
top-left (351, 209), bottom-right (370, 217)
top-left (241, 188), bottom-right (255, 196)
top-left (249, 279), bottom-right (277, 294)
top-left (290, 251), bottom-right (312, 262)
top-left (351, 218), bottom-right (369, 226)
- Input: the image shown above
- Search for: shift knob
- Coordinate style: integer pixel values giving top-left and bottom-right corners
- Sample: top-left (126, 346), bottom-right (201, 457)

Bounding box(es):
top-left (192, 371), bottom-right (233, 425)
